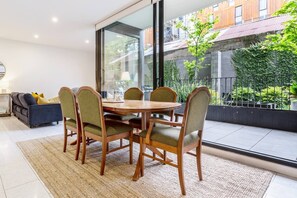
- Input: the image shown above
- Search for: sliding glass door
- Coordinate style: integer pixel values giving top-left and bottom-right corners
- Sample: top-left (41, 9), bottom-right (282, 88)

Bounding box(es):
top-left (101, 5), bottom-right (154, 99)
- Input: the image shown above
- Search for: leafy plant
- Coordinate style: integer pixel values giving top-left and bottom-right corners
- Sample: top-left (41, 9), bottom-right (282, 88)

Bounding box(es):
top-left (263, 0), bottom-right (297, 54)
top-left (172, 82), bottom-right (200, 103)
top-left (209, 89), bottom-right (221, 105)
top-left (232, 44), bottom-right (297, 90)
top-left (290, 81), bottom-right (297, 98)
top-left (176, 13), bottom-right (219, 80)
top-left (232, 87), bottom-right (257, 102)
top-left (164, 60), bottom-right (180, 82)
top-left (257, 86), bottom-right (289, 109)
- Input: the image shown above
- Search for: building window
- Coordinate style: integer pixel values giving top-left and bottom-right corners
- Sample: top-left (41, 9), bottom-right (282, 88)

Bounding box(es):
top-left (235, 6), bottom-right (243, 25)
top-left (229, 0), bottom-right (235, 6)
top-left (213, 4), bottom-right (219, 11)
top-left (259, 0), bottom-right (267, 19)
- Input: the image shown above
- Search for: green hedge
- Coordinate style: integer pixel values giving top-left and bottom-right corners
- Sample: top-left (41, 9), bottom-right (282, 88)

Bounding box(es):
top-left (232, 44), bottom-right (297, 90)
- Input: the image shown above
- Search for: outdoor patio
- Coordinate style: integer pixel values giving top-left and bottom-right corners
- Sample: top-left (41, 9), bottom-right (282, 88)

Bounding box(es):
top-left (203, 120), bottom-right (297, 162)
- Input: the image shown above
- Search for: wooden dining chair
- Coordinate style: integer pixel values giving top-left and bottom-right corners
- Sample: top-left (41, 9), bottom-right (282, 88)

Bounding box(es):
top-left (129, 86), bottom-right (177, 129)
top-left (137, 86), bottom-right (211, 195)
top-left (76, 86), bottom-right (133, 175)
top-left (58, 87), bottom-right (81, 160)
top-left (105, 87), bottom-right (143, 122)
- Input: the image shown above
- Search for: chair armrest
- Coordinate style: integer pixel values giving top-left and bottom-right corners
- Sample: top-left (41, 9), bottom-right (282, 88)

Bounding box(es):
top-left (145, 118), bottom-right (183, 144)
top-left (174, 113), bottom-right (184, 122)
top-left (174, 113), bottom-right (184, 117)
top-left (149, 118), bottom-right (183, 127)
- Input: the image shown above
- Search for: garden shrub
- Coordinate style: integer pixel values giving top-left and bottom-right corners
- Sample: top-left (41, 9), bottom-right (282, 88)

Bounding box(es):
top-left (257, 86), bottom-right (289, 109)
top-left (231, 87), bottom-right (257, 102)
top-left (232, 44), bottom-right (297, 90)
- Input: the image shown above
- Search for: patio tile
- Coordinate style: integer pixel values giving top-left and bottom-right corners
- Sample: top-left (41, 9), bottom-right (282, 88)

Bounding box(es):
top-left (251, 130), bottom-right (297, 161)
top-left (210, 122), bottom-right (243, 132)
top-left (216, 127), bottom-right (271, 150)
top-left (203, 127), bottom-right (236, 142)
top-left (264, 175), bottom-right (297, 198)
top-left (204, 120), bottom-right (223, 129)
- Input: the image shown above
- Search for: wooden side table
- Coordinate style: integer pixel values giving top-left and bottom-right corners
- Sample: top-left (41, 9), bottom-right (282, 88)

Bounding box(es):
top-left (0, 93), bottom-right (11, 117)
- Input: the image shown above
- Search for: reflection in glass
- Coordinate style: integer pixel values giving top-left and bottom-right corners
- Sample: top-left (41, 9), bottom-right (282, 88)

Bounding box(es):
top-left (0, 62), bottom-right (6, 80)
top-left (102, 5), bottom-right (153, 99)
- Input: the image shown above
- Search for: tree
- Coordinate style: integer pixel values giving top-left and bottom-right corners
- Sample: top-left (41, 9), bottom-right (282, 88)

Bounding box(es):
top-left (176, 13), bottom-right (219, 80)
top-left (263, 0), bottom-right (297, 54)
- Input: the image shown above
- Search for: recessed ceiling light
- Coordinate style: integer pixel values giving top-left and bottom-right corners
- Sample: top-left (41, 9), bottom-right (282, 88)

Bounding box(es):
top-left (52, 17), bottom-right (59, 23)
top-left (34, 34), bottom-right (39, 39)
top-left (85, 40), bottom-right (90, 44)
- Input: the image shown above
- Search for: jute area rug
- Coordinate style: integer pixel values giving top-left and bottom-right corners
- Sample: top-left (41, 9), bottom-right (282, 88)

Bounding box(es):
top-left (17, 135), bottom-right (273, 198)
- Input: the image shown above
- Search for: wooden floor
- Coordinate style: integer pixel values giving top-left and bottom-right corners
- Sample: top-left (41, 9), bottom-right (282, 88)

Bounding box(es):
top-left (0, 116), bottom-right (296, 198)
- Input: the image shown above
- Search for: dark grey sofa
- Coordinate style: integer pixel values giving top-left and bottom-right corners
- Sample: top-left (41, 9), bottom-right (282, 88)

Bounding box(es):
top-left (11, 92), bottom-right (62, 128)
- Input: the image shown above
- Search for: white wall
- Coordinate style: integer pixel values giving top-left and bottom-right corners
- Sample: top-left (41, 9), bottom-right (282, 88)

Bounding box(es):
top-left (0, 38), bottom-right (95, 98)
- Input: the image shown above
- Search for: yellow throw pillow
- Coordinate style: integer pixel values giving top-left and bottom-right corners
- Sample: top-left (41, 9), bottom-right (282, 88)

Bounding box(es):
top-left (48, 96), bottom-right (60, 103)
top-left (37, 96), bottom-right (50, 105)
top-left (32, 92), bottom-right (44, 102)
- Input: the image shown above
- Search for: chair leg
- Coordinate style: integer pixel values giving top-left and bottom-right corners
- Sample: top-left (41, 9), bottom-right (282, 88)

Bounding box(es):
top-left (120, 139), bottom-right (123, 147)
top-left (81, 135), bottom-right (87, 164)
top-left (177, 153), bottom-right (186, 195)
top-left (63, 126), bottom-right (67, 152)
top-left (106, 142), bottom-right (109, 152)
top-left (196, 146), bottom-right (203, 181)
top-left (100, 141), bottom-right (107, 175)
top-left (163, 150), bottom-right (167, 165)
top-left (129, 131), bottom-right (133, 164)
top-left (75, 131), bottom-right (81, 160)
top-left (139, 137), bottom-right (145, 177)
top-left (175, 115), bottom-right (178, 122)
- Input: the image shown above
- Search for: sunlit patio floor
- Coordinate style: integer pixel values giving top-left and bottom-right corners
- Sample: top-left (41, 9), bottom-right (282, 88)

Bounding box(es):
top-left (203, 120), bottom-right (297, 162)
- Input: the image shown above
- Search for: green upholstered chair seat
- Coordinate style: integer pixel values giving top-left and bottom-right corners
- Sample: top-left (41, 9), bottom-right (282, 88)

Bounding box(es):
top-left (84, 121), bottom-right (133, 137)
top-left (139, 125), bottom-right (199, 147)
top-left (104, 113), bottom-right (137, 121)
top-left (66, 119), bottom-right (77, 128)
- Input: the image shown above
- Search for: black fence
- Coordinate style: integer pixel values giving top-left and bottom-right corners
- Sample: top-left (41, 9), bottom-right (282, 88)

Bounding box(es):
top-left (161, 77), bottom-right (296, 111)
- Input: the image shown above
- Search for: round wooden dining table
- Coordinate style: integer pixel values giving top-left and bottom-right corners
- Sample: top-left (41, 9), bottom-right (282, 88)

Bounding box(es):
top-left (102, 99), bottom-right (181, 130)
top-left (103, 99), bottom-right (181, 181)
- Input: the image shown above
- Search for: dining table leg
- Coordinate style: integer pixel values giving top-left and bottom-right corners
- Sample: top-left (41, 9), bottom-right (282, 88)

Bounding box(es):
top-left (132, 111), bottom-right (173, 181)
top-left (133, 111), bottom-right (150, 181)
top-left (141, 111), bottom-right (151, 130)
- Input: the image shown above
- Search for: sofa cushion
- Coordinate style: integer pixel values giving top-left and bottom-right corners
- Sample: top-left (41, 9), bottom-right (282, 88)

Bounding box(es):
top-left (48, 96), bottom-right (60, 103)
top-left (21, 108), bottom-right (28, 116)
top-left (31, 92), bottom-right (44, 102)
top-left (24, 94), bottom-right (37, 105)
top-left (37, 96), bottom-right (50, 105)
top-left (18, 93), bottom-right (36, 109)
top-left (16, 106), bottom-right (22, 113)
top-left (11, 92), bottom-right (22, 107)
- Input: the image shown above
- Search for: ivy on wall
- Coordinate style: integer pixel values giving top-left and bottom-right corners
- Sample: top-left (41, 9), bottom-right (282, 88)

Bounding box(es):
top-left (232, 43), bottom-right (297, 90)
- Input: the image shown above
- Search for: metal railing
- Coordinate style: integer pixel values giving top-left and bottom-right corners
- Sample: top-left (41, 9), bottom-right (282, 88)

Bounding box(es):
top-left (139, 76), bottom-right (296, 111)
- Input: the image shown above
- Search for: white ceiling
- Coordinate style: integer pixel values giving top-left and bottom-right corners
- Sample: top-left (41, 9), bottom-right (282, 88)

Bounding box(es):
top-left (0, 0), bottom-right (137, 51)
top-left (0, 0), bottom-right (223, 51)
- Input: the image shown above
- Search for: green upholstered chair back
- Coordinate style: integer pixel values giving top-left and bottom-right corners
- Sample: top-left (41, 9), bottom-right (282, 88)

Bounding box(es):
top-left (76, 87), bottom-right (103, 128)
top-left (124, 87), bottom-right (143, 100)
top-left (150, 87), bottom-right (177, 117)
top-left (183, 86), bottom-right (210, 136)
top-left (59, 87), bottom-right (77, 121)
